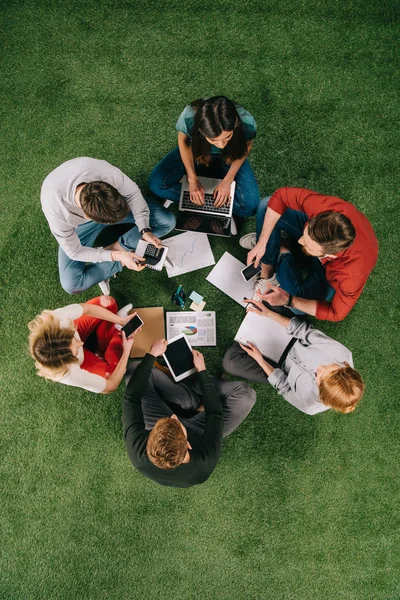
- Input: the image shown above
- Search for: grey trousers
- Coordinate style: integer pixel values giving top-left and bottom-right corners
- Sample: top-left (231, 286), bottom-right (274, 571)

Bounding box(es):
top-left (223, 342), bottom-right (270, 384)
top-left (126, 362), bottom-right (256, 438)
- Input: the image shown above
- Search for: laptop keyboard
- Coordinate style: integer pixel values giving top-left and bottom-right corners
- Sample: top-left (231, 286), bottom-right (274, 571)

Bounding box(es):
top-left (182, 191), bottom-right (231, 215)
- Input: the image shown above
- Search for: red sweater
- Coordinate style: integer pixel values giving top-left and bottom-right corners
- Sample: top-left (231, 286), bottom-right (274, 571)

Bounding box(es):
top-left (268, 187), bottom-right (379, 321)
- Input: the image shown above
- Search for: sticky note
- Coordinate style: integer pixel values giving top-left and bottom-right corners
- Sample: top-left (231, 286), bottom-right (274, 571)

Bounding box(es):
top-left (189, 291), bottom-right (203, 304)
top-left (190, 300), bottom-right (206, 312)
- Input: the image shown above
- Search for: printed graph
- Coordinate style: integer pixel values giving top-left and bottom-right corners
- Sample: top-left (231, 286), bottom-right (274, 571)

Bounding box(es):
top-left (164, 232), bottom-right (215, 277)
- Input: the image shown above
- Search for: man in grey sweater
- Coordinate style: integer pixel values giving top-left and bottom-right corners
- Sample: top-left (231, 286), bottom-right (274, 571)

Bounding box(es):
top-left (41, 157), bottom-right (176, 294)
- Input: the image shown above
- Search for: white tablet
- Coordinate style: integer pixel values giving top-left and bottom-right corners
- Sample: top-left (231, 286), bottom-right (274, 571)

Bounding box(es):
top-left (163, 334), bottom-right (196, 382)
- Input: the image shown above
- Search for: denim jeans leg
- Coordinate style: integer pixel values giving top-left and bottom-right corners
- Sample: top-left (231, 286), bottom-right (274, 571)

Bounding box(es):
top-left (58, 221), bottom-right (123, 295)
top-left (214, 158), bottom-right (260, 217)
top-left (256, 197), bottom-right (280, 266)
top-left (148, 147), bottom-right (186, 202)
top-left (276, 253), bottom-right (331, 298)
top-left (256, 198), bottom-right (309, 267)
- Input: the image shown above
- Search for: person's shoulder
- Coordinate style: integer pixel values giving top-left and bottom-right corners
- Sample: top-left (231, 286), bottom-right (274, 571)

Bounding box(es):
top-left (235, 103), bottom-right (257, 136)
top-left (176, 104), bottom-right (197, 135)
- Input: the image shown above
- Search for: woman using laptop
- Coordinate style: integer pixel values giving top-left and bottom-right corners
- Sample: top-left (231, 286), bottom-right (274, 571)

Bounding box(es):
top-left (28, 296), bottom-right (137, 394)
top-left (148, 96), bottom-right (260, 221)
top-left (223, 298), bottom-right (365, 415)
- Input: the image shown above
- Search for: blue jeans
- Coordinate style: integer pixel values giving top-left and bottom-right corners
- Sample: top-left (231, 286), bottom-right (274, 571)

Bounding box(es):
top-left (256, 197), bottom-right (335, 305)
top-left (59, 198), bottom-right (176, 294)
top-left (148, 146), bottom-right (260, 218)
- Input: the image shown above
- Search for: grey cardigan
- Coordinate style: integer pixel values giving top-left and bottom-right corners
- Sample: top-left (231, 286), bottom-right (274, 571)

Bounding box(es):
top-left (268, 318), bottom-right (353, 415)
top-left (41, 157), bottom-right (150, 264)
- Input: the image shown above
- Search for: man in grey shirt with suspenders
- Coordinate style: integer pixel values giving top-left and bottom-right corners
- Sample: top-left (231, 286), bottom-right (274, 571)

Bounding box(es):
top-left (223, 298), bottom-right (364, 415)
top-left (41, 157), bottom-right (176, 294)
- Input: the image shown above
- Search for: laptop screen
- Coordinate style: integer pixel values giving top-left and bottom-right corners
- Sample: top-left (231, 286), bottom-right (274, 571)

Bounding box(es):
top-left (176, 211), bottom-right (231, 237)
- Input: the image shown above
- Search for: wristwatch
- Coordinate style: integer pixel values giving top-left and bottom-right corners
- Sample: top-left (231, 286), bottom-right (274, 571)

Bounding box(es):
top-left (140, 227), bottom-right (152, 236)
top-left (284, 294), bottom-right (293, 308)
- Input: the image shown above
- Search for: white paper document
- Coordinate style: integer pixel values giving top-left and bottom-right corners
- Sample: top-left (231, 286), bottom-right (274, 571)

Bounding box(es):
top-left (206, 251), bottom-right (254, 307)
top-left (163, 232), bottom-right (215, 278)
top-left (235, 311), bottom-right (293, 363)
top-left (166, 311), bottom-right (216, 346)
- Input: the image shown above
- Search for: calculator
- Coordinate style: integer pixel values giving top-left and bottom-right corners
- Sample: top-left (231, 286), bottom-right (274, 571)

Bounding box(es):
top-left (143, 243), bottom-right (164, 266)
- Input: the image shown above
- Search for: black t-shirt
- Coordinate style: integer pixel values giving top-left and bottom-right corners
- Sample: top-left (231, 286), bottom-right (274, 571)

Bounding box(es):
top-left (122, 354), bottom-right (223, 488)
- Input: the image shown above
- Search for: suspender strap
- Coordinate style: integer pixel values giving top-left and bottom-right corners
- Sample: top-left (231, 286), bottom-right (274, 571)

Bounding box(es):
top-left (277, 337), bottom-right (297, 369)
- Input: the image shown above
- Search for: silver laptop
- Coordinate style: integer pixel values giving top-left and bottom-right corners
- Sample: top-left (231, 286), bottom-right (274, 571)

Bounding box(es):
top-left (179, 175), bottom-right (235, 217)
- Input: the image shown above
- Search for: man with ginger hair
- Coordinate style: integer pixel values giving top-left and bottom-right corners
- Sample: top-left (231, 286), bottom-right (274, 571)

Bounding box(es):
top-left (223, 300), bottom-right (364, 416)
top-left (122, 340), bottom-right (256, 488)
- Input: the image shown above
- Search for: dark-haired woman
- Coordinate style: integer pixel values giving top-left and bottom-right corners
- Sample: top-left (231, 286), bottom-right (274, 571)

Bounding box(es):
top-left (148, 96), bottom-right (260, 219)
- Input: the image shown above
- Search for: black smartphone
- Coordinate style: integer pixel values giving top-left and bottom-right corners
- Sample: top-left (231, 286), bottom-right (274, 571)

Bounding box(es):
top-left (122, 314), bottom-right (143, 337)
top-left (241, 261), bottom-right (261, 282)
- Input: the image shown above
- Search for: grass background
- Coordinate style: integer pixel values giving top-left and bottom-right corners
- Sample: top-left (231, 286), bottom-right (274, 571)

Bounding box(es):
top-left (1, 0), bottom-right (399, 598)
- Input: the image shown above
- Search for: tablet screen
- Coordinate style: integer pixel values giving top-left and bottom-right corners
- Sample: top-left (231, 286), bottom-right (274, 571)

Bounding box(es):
top-left (164, 337), bottom-right (194, 377)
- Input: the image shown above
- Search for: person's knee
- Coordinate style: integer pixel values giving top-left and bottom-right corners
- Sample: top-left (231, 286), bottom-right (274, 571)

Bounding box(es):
top-left (60, 271), bottom-right (86, 295)
top-left (163, 209), bottom-right (177, 233)
top-left (256, 196), bottom-right (271, 219)
top-left (222, 346), bottom-right (237, 375)
top-left (100, 295), bottom-right (114, 307)
top-left (151, 207), bottom-right (176, 236)
top-left (241, 385), bottom-right (257, 411)
top-left (148, 168), bottom-right (164, 195)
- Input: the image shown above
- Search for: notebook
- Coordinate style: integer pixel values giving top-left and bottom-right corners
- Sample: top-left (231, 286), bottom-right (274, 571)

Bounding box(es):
top-left (234, 311), bottom-right (293, 364)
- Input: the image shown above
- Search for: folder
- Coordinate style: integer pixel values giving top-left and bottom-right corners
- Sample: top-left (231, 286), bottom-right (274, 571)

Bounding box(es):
top-left (129, 307), bottom-right (165, 358)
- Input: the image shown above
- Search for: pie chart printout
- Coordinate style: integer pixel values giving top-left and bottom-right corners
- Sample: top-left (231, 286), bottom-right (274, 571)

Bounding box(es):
top-left (182, 326), bottom-right (197, 336)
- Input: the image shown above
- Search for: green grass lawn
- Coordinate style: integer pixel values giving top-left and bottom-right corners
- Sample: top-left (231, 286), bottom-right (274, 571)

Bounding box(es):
top-left (1, 1), bottom-right (399, 598)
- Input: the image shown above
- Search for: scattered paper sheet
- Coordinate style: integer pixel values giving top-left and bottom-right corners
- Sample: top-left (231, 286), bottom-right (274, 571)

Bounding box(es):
top-left (190, 300), bottom-right (206, 312)
top-left (189, 291), bottom-right (203, 304)
top-left (163, 232), bottom-right (215, 278)
top-left (166, 311), bottom-right (216, 346)
top-left (235, 311), bottom-right (292, 363)
top-left (206, 251), bottom-right (254, 307)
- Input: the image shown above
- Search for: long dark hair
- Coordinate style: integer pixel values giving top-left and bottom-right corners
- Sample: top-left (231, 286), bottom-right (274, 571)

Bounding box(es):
top-left (190, 96), bottom-right (248, 165)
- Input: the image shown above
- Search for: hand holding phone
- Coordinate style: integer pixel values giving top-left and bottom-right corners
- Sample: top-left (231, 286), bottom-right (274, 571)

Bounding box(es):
top-left (122, 314), bottom-right (144, 338)
top-left (241, 261), bottom-right (261, 282)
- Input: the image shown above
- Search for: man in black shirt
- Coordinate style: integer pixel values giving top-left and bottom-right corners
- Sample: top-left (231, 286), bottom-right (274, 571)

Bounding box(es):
top-left (122, 339), bottom-right (256, 488)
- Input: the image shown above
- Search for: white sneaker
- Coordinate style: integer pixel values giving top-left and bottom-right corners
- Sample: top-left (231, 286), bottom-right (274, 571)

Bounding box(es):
top-left (98, 279), bottom-right (111, 295)
top-left (253, 273), bottom-right (280, 299)
top-left (115, 303), bottom-right (133, 330)
top-left (239, 232), bottom-right (257, 250)
top-left (231, 217), bottom-right (238, 236)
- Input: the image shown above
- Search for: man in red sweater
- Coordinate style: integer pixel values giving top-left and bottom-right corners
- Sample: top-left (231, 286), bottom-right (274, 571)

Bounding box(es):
top-left (239, 187), bottom-right (378, 321)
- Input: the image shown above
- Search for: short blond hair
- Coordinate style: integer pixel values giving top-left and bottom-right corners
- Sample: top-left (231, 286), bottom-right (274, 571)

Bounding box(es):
top-left (28, 312), bottom-right (78, 381)
top-left (146, 417), bottom-right (188, 469)
top-left (318, 362), bottom-right (364, 413)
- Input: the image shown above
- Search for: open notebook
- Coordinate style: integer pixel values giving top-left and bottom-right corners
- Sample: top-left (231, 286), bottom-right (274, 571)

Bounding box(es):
top-left (234, 311), bottom-right (293, 364)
